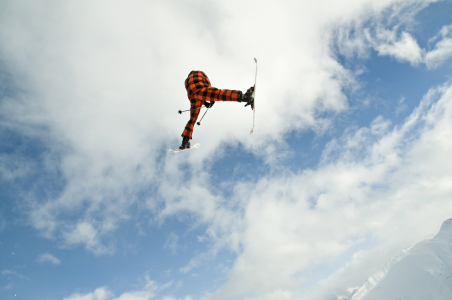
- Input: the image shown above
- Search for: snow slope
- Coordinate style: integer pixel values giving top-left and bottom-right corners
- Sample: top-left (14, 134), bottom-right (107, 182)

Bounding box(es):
top-left (350, 218), bottom-right (452, 300)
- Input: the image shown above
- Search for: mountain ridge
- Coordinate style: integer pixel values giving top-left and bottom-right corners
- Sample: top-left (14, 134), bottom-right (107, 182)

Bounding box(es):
top-left (346, 218), bottom-right (452, 300)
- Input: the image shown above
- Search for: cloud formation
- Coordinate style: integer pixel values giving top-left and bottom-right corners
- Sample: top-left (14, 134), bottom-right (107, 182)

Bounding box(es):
top-left (425, 25), bottom-right (452, 68)
top-left (62, 277), bottom-right (176, 300)
top-left (1, 0), bottom-right (452, 299)
top-left (0, 0), bottom-right (357, 256)
top-left (373, 31), bottom-right (424, 64)
top-left (1, 270), bottom-right (31, 281)
top-left (36, 253), bottom-right (61, 265)
top-left (216, 82), bottom-right (452, 299)
top-left (164, 232), bottom-right (179, 255)
top-left (334, 5), bottom-right (452, 68)
top-left (63, 287), bottom-right (113, 300)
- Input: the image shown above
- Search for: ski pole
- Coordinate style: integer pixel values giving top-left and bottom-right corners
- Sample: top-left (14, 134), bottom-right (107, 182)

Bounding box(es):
top-left (197, 107), bottom-right (210, 126)
top-left (178, 105), bottom-right (206, 114)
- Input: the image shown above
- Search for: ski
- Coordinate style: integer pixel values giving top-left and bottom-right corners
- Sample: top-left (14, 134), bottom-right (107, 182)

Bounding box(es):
top-left (250, 58), bottom-right (257, 135)
top-left (168, 143), bottom-right (201, 153)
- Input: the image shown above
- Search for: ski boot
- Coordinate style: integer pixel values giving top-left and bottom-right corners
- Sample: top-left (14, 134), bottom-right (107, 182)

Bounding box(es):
top-left (179, 136), bottom-right (191, 150)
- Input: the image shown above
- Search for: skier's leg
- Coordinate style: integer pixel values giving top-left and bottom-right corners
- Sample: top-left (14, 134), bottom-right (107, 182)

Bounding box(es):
top-left (195, 87), bottom-right (243, 102)
top-left (181, 99), bottom-right (201, 140)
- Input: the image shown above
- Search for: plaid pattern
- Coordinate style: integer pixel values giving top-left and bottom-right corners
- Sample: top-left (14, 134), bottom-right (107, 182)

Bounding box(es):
top-left (182, 71), bottom-right (242, 139)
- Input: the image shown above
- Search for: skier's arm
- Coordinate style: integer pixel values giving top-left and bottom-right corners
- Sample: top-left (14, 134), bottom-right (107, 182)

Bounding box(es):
top-left (195, 87), bottom-right (242, 102)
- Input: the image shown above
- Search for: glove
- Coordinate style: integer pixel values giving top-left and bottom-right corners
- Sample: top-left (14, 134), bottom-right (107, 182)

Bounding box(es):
top-left (242, 86), bottom-right (254, 101)
top-left (205, 101), bottom-right (215, 108)
top-left (242, 86), bottom-right (254, 109)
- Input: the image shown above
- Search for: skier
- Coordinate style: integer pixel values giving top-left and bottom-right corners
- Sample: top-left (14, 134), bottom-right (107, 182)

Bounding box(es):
top-left (179, 70), bottom-right (254, 150)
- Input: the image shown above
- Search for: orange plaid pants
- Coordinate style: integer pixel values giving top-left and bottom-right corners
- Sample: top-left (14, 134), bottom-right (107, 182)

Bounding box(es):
top-left (182, 71), bottom-right (242, 139)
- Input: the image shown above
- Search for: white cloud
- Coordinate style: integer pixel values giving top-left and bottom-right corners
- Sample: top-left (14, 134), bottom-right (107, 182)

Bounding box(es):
top-left (162, 297), bottom-right (193, 300)
top-left (163, 232), bottom-right (179, 255)
top-left (374, 31), bottom-right (424, 65)
top-left (180, 256), bottom-right (202, 274)
top-left (145, 81), bottom-right (452, 299)
top-left (63, 222), bottom-right (111, 255)
top-left (1, 0), bottom-right (451, 299)
top-left (0, 0), bottom-right (436, 255)
top-left (333, 5), bottom-right (452, 69)
top-left (1, 270), bottom-right (31, 281)
top-left (425, 24), bottom-right (452, 69)
top-left (0, 154), bottom-right (33, 181)
top-left (207, 82), bottom-right (452, 299)
top-left (332, 2), bottom-right (428, 60)
top-left (2, 283), bottom-right (13, 290)
top-left (63, 287), bottom-right (113, 300)
top-left (113, 290), bottom-right (156, 300)
top-left (63, 276), bottom-right (175, 300)
top-left (36, 253), bottom-right (61, 265)
top-left (426, 37), bottom-right (452, 68)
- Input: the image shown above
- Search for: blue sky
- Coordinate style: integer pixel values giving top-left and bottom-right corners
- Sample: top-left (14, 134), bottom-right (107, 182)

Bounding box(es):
top-left (1, 1), bottom-right (452, 300)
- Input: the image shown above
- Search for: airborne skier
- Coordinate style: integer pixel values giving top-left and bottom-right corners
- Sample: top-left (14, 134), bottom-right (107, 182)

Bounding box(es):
top-left (179, 70), bottom-right (254, 150)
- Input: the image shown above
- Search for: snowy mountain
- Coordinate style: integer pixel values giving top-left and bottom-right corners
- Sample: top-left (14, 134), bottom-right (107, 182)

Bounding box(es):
top-left (348, 218), bottom-right (452, 300)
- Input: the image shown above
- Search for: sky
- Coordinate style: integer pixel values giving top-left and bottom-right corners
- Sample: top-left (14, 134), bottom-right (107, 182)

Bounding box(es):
top-left (0, 0), bottom-right (452, 299)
